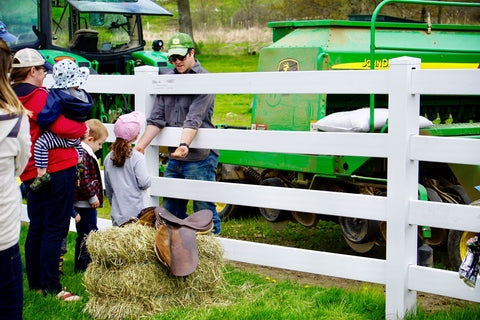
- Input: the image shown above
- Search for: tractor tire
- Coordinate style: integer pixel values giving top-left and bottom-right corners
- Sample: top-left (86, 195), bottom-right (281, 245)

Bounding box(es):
top-left (447, 198), bottom-right (480, 270)
top-left (339, 217), bottom-right (380, 244)
top-left (292, 211), bottom-right (320, 228)
top-left (448, 230), bottom-right (478, 270)
top-left (338, 184), bottom-right (379, 246)
top-left (442, 185), bottom-right (471, 205)
top-left (420, 188), bottom-right (447, 246)
top-left (215, 203), bottom-right (239, 220)
top-left (259, 177), bottom-right (290, 222)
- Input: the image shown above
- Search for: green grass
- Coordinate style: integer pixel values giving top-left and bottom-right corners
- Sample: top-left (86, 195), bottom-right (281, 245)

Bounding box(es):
top-left (212, 94), bottom-right (253, 127)
top-left (96, 200), bottom-right (111, 220)
top-left (198, 54), bottom-right (260, 73)
top-left (18, 225), bottom-right (480, 320)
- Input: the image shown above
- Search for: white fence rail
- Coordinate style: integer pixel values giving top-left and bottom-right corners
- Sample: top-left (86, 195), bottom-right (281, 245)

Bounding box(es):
top-left (23, 57), bottom-right (480, 319)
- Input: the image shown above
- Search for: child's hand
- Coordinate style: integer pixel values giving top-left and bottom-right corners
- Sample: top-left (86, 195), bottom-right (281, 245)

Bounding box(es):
top-left (90, 200), bottom-right (100, 209)
top-left (75, 214), bottom-right (81, 223)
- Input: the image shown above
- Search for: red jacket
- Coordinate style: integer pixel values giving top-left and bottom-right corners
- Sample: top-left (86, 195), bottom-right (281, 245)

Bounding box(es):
top-left (15, 85), bottom-right (87, 181)
top-left (74, 143), bottom-right (103, 206)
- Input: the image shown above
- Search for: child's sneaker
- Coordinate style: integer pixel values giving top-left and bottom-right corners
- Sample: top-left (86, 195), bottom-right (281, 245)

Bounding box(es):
top-left (30, 172), bottom-right (51, 190)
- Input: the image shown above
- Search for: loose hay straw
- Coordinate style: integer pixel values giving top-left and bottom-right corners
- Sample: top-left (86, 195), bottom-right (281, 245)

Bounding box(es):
top-left (86, 223), bottom-right (157, 267)
top-left (84, 223), bottom-right (225, 319)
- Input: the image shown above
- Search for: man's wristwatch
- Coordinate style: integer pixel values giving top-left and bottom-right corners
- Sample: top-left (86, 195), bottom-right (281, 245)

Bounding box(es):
top-left (179, 142), bottom-right (189, 150)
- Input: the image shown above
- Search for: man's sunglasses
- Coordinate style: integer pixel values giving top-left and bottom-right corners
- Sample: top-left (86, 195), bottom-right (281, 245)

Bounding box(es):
top-left (168, 49), bottom-right (191, 63)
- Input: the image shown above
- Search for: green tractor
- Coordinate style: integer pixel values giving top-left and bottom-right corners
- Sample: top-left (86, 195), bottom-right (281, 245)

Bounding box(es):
top-left (216, 0), bottom-right (480, 269)
top-left (1, 0), bottom-right (174, 122)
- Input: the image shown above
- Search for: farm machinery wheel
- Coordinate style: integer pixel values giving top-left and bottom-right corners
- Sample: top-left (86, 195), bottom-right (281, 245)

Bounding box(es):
top-left (259, 177), bottom-right (290, 222)
top-left (292, 211), bottom-right (320, 228)
top-left (448, 230), bottom-right (478, 270)
top-left (215, 202), bottom-right (239, 220)
top-left (418, 187), bottom-right (447, 246)
top-left (418, 184), bottom-right (474, 268)
top-left (339, 186), bottom-right (381, 253)
top-left (339, 217), bottom-right (380, 246)
top-left (434, 184), bottom-right (472, 270)
top-left (447, 199), bottom-right (479, 270)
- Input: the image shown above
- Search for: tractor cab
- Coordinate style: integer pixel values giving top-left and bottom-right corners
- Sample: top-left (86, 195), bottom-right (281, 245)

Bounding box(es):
top-left (0, 0), bottom-right (173, 74)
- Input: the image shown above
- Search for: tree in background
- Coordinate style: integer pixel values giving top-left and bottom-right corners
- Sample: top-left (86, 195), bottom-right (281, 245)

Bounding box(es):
top-left (168, 0), bottom-right (479, 32)
top-left (177, 0), bottom-right (195, 43)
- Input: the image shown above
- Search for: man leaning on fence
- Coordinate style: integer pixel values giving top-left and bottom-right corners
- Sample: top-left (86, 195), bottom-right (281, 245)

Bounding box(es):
top-left (135, 32), bottom-right (221, 235)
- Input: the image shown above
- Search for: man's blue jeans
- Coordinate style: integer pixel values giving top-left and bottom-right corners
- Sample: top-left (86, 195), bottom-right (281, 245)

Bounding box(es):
top-left (163, 152), bottom-right (221, 234)
top-left (0, 243), bottom-right (23, 320)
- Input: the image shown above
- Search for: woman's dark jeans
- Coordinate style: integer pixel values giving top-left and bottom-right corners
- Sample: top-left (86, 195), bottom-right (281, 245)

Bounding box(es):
top-left (24, 166), bottom-right (76, 294)
top-left (0, 243), bottom-right (23, 320)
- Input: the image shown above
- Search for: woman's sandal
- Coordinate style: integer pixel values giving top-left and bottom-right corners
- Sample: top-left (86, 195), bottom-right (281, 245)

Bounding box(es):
top-left (56, 288), bottom-right (81, 302)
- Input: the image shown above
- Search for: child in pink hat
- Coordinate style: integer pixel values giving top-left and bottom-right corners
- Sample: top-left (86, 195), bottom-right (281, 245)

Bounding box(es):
top-left (104, 111), bottom-right (152, 226)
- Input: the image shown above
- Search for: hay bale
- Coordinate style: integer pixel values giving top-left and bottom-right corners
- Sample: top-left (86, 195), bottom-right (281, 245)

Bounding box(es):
top-left (86, 296), bottom-right (172, 320)
top-left (85, 224), bottom-right (157, 267)
top-left (83, 223), bottom-right (225, 320)
top-left (84, 262), bottom-right (175, 299)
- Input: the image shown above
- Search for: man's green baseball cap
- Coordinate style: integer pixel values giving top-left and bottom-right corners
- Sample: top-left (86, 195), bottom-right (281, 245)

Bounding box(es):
top-left (168, 33), bottom-right (194, 57)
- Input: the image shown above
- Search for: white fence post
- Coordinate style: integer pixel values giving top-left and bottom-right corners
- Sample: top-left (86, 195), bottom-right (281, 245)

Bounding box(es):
top-left (385, 57), bottom-right (422, 319)
top-left (134, 66), bottom-right (159, 205)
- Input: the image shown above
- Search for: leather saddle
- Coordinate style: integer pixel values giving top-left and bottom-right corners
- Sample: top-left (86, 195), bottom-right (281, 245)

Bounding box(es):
top-left (153, 207), bottom-right (213, 277)
top-left (118, 206), bottom-right (157, 227)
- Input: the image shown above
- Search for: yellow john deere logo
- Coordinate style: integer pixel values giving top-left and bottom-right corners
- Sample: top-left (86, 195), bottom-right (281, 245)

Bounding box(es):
top-left (172, 38), bottom-right (180, 45)
top-left (278, 59), bottom-right (299, 71)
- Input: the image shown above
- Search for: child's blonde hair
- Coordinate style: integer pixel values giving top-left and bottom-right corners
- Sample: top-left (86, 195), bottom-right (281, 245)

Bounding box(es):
top-left (86, 119), bottom-right (108, 141)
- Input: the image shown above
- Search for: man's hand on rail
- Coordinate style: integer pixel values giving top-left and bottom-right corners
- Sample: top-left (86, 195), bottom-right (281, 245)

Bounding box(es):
top-left (170, 145), bottom-right (189, 159)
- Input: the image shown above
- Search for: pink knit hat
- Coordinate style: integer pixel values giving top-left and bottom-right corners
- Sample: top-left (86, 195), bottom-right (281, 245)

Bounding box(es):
top-left (114, 111), bottom-right (145, 142)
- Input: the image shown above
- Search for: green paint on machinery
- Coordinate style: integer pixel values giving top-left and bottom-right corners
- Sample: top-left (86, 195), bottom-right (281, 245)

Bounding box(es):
top-left (1, 0), bottom-right (174, 159)
top-left (216, 0), bottom-right (480, 268)
top-left (1, 0), bottom-right (174, 126)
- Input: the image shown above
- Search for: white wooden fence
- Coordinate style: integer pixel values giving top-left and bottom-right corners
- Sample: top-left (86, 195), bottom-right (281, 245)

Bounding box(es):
top-left (22, 56), bottom-right (480, 319)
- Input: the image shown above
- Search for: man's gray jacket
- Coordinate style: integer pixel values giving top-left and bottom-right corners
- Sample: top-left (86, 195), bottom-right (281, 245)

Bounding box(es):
top-left (147, 60), bottom-right (219, 161)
